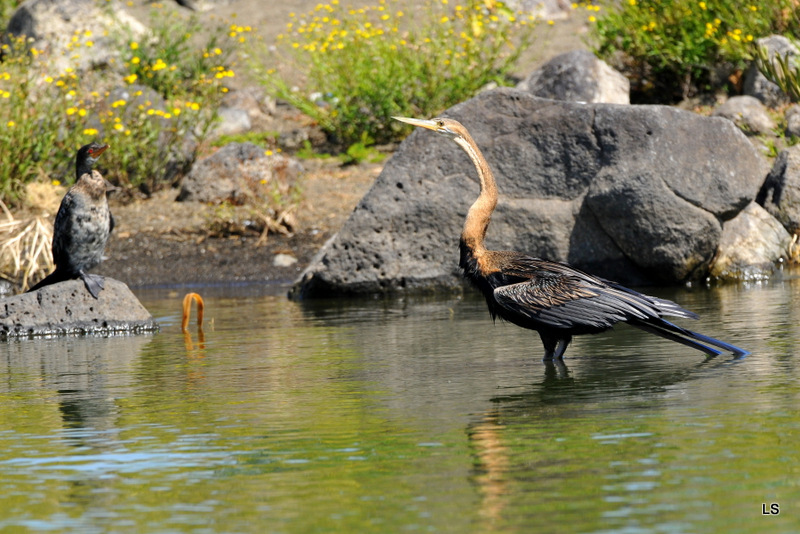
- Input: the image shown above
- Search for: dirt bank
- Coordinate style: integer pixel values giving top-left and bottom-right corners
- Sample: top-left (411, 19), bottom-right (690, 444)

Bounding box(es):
top-left (94, 157), bottom-right (381, 288)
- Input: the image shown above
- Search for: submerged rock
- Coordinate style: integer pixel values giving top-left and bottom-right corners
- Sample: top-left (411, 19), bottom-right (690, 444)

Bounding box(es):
top-left (0, 278), bottom-right (158, 340)
top-left (709, 202), bottom-right (790, 282)
top-left (291, 89), bottom-right (767, 298)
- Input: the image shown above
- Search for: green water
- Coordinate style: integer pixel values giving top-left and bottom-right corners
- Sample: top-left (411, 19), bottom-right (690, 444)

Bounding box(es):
top-left (0, 278), bottom-right (798, 533)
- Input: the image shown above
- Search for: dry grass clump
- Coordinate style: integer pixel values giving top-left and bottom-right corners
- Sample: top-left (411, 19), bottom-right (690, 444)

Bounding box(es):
top-left (0, 200), bottom-right (54, 291)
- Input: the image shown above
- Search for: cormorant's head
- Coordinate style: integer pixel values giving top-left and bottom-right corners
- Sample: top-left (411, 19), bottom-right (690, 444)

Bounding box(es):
top-left (76, 142), bottom-right (109, 179)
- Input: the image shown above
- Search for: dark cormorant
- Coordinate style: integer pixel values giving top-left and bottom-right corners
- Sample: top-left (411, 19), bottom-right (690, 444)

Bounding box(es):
top-left (29, 142), bottom-right (113, 299)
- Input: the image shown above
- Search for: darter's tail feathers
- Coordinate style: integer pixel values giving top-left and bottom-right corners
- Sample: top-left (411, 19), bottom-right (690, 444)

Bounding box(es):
top-left (632, 318), bottom-right (749, 358)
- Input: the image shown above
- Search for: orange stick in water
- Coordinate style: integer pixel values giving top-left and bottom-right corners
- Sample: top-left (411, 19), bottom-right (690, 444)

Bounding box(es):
top-left (181, 292), bottom-right (205, 333)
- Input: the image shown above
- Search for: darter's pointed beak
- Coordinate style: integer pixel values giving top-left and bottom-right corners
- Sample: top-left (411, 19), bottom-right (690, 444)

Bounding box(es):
top-left (393, 117), bottom-right (440, 131)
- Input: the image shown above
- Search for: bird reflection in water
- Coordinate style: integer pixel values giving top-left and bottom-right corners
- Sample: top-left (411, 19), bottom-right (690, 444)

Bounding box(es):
top-left (394, 116), bottom-right (749, 361)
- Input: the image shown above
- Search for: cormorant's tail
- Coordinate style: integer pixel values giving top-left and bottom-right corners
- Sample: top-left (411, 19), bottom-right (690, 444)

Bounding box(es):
top-left (630, 318), bottom-right (749, 358)
top-left (27, 269), bottom-right (70, 293)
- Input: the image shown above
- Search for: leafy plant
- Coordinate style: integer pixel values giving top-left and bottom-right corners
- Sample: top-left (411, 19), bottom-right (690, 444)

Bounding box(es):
top-left (0, 0), bottom-right (20, 28)
top-left (259, 0), bottom-right (535, 146)
top-left (0, 5), bottom-right (242, 202)
top-left (211, 131), bottom-right (280, 148)
top-left (589, 0), bottom-right (800, 102)
top-left (295, 140), bottom-right (332, 160)
top-left (118, 9), bottom-right (245, 101)
top-left (0, 35), bottom-right (67, 202)
top-left (756, 42), bottom-right (800, 101)
top-left (340, 133), bottom-right (386, 165)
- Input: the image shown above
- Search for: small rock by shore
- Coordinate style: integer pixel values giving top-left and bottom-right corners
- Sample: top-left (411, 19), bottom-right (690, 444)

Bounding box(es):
top-left (0, 278), bottom-right (158, 340)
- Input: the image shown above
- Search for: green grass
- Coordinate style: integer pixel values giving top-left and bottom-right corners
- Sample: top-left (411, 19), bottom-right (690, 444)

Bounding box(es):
top-left (258, 0), bottom-right (536, 147)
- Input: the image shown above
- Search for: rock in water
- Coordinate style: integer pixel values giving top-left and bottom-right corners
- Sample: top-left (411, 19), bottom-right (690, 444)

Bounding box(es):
top-left (291, 89), bottom-right (767, 298)
top-left (758, 145), bottom-right (800, 234)
top-left (709, 203), bottom-right (790, 282)
top-left (1, 278), bottom-right (158, 340)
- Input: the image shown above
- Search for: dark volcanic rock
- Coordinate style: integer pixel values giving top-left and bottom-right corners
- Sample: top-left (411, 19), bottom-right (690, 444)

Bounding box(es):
top-left (758, 145), bottom-right (800, 234)
top-left (177, 142), bottom-right (303, 204)
top-left (0, 278), bottom-right (158, 340)
top-left (517, 50), bottom-right (630, 105)
top-left (291, 89), bottom-right (766, 298)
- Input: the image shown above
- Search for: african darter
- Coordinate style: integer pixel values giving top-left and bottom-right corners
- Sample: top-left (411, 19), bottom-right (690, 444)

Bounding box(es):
top-left (394, 116), bottom-right (748, 360)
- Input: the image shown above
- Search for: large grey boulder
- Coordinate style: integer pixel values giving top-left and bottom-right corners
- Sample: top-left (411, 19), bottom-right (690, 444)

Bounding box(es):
top-left (291, 89), bottom-right (767, 298)
top-left (757, 145), bottom-right (800, 234)
top-left (0, 278), bottom-right (158, 340)
top-left (709, 202), bottom-right (790, 281)
top-left (177, 142), bottom-right (303, 204)
top-left (6, 0), bottom-right (145, 74)
top-left (518, 50), bottom-right (630, 105)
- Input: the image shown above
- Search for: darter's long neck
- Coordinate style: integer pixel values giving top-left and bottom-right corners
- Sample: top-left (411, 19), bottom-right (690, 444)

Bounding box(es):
top-left (455, 133), bottom-right (497, 258)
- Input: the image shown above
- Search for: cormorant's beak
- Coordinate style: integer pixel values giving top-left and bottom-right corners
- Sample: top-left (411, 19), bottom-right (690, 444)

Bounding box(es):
top-left (393, 116), bottom-right (440, 131)
top-left (93, 144), bottom-right (110, 157)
